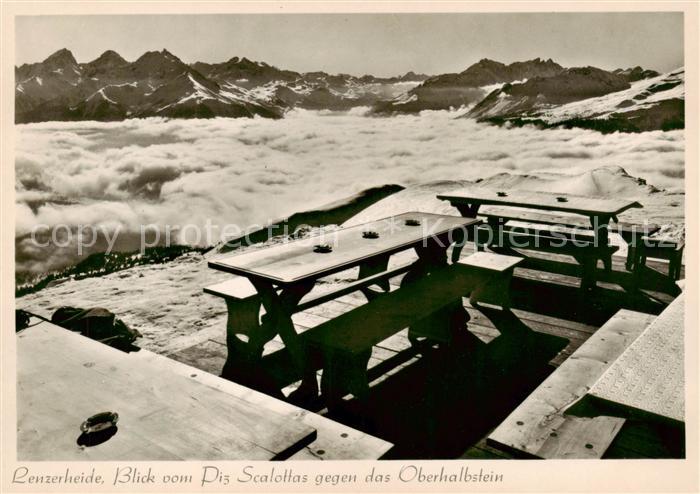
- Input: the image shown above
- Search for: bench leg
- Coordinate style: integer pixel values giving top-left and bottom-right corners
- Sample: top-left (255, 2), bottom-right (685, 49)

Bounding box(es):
top-left (469, 268), bottom-right (515, 309)
top-left (321, 348), bottom-right (372, 410)
top-left (602, 253), bottom-right (613, 273)
top-left (221, 297), bottom-right (268, 377)
top-left (407, 299), bottom-right (470, 348)
top-left (359, 254), bottom-right (390, 300)
top-left (669, 249), bottom-right (683, 280)
top-left (575, 255), bottom-right (597, 291)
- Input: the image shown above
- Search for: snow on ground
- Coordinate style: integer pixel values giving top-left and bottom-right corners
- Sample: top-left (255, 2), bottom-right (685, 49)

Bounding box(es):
top-left (88, 88), bottom-right (118, 104)
top-left (157, 74), bottom-right (229, 112)
top-left (480, 78), bottom-right (528, 96)
top-left (227, 80), bottom-right (282, 102)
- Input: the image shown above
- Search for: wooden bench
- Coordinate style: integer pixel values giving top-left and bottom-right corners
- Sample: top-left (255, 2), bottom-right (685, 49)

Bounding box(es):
top-left (486, 309), bottom-right (656, 459)
top-left (459, 251), bottom-right (521, 308)
top-left (475, 224), bottom-right (619, 290)
top-left (479, 206), bottom-right (660, 271)
top-left (565, 293), bottom-right (685, 428)
top-left (303, 253), bottom-right (522, 407)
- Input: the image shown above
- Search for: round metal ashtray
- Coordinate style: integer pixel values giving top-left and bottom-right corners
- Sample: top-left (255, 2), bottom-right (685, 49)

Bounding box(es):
top-left (404, 219), bottom-right (421, 226)
top-left (497, 191), bottom-right (508, 197)
top-left (362, 231), bottom-right (380, 239)
top-left (313, 244), bottom-right (333, 253)
top-left (80, 411), bottom-right (119, 434)
top-left (556, 196), bottom-right (568, 203)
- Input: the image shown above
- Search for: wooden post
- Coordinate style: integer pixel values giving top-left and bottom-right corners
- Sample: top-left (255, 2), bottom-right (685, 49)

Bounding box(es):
top-left (451, 201), bottom-right (480, 262)
top-left (251, 279), bottom-right (318, 403)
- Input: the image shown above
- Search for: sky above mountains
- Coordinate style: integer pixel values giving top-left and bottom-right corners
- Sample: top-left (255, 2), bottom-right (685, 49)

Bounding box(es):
top-left (16, 12), bottom-right (683, 77)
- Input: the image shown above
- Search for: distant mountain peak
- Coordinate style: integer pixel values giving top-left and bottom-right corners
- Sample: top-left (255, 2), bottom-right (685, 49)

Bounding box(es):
top-left (521, 57), bottom-right (555, 65)
top-left (613, 66), bottom-right (660, 82)
top-left (135, 49), bottom-right (184, 65)
top-left (88, 50), bottom-right (128, 67)
top-left (225, 56), bottom-right (266, 68)
top-left (43, 48), bottom-right (77, 67)
top-left (468, 58), bottom-right (506, 71)
top-left (399, 71), bottom-right (427, 79)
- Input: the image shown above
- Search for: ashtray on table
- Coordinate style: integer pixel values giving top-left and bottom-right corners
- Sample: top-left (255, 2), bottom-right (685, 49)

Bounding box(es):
top-left (80, 411), bottom-right (119, 434)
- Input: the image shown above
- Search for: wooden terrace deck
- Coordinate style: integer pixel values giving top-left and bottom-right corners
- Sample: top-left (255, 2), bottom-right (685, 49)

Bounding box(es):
top-left (166, 242), bottom-right (684, 459)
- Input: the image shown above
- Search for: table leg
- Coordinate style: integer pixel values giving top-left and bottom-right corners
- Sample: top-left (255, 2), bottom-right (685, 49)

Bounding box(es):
top-left (591, 215), bottom-right (611, 250)
top-left (451, 202), bottom-right (480, 263)
top-left (358, 254), bottom-right (390, 301)
top-left (586, 215), bottom-right (612, 290)
top-left (251, 279), bottom-right (318, 403)
top-left (453, 202), bottom-right (481, 218)
top-left (620, 231), bottom-right (642, 272)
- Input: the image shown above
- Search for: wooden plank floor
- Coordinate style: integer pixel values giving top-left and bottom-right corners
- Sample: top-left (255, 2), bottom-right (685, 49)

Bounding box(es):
top-left (169, 245), bottom-right (684, 459)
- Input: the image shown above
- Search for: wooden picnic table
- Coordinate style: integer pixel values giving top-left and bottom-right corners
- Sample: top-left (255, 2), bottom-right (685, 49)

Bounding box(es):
top-left (437, 188), bottom-right (641, 246)
top-left (17, 321), bottom-right (317, 460)
top-left (565, 293), bottom-right (685, 427)
top-left (208, 212), bottom-right (480, 401)
top-left (437, 189), bottom-right (643, 288)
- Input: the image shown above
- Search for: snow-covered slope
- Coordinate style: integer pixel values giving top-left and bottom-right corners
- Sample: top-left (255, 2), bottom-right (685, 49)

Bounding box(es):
top-left (535, 68), bottom-right (684, 123)
top-left (469, 68), bottom-right (685, 133)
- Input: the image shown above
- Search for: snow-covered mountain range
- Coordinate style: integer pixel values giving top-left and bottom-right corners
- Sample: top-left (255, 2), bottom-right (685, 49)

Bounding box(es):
top-left (15, 48), bottom-right (427, 122)
top-left (15, 49), bottom-right (684, 132)
top-left (466, 67), bottom-right (684, 132)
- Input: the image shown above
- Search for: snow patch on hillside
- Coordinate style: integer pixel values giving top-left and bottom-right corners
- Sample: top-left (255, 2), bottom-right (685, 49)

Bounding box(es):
top-left (536, 69), bottom-right (684, 123)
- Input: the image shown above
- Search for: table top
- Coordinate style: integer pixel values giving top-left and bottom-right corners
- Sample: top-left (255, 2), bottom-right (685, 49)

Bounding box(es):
top-left (437, 189), bottom-right (642, 217)
top-left (17, 322), bottom-right (317, 460)
top-left (581, 293), bottom-right (684, 425)
top-left (209, 212), bottom-right (480, 286)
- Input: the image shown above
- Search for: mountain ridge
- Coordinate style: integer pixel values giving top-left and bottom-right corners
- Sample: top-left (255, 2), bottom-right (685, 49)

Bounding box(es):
top-left (15, 48), bottom-right (682, 132)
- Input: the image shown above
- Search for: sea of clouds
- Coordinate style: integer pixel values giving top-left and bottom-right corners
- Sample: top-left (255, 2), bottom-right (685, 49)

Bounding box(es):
top-left (15, 110), bottom-right (685, 280)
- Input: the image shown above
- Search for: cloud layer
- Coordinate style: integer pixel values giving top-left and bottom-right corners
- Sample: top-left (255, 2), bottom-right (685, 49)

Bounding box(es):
top-left (15, 111), bottom-right (684, 278)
